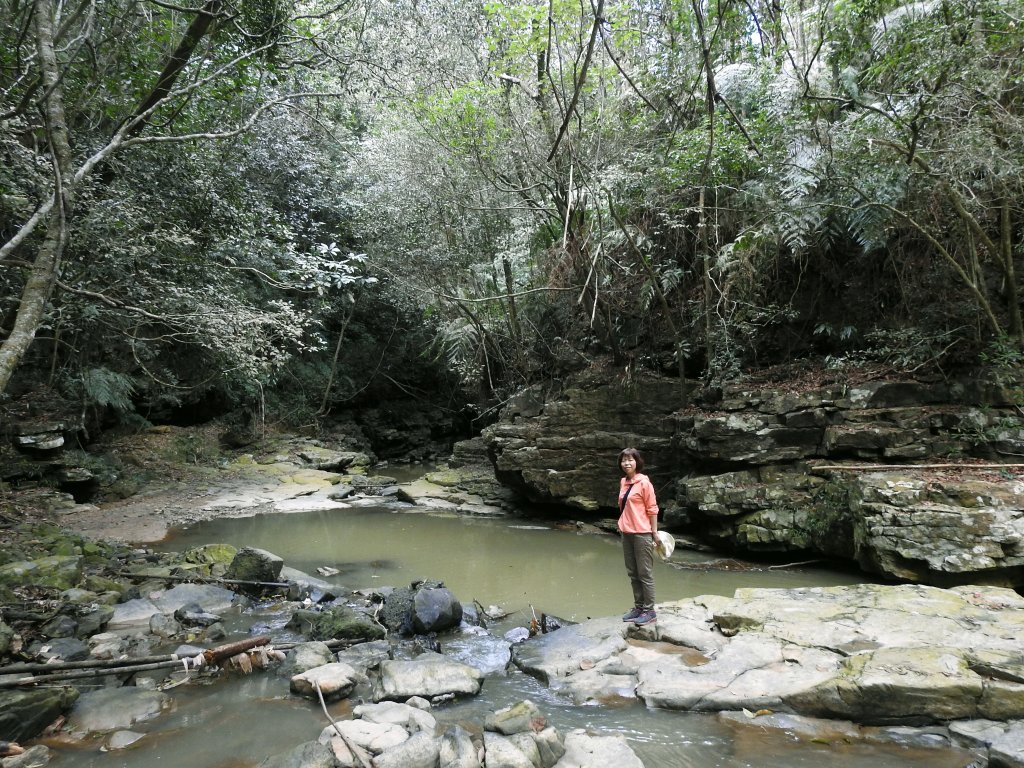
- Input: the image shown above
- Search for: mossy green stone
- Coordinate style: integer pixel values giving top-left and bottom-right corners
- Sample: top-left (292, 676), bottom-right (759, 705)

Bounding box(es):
top-left (183, 543), bottom-right (238, 567)
top-left (0, 555), bottom-right (82, 590)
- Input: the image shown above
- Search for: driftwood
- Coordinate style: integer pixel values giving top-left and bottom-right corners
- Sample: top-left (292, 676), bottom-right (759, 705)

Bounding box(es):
top-left (0, 636), bottom-right (369, 688)
top-left (116, 571), bottom-right (290, 588)
top-left (315, 681), bottom-right (373, 768)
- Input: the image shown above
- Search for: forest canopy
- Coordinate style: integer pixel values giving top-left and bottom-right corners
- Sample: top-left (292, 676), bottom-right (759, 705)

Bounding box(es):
top-left (1, 0), bottom-right (1022, 426)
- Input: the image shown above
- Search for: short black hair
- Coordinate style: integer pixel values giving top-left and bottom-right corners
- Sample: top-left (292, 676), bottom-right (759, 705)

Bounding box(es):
top-left (618, 447), bottom-right (645, 473)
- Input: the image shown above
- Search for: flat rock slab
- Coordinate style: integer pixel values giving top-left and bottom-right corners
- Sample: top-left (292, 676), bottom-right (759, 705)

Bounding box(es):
top-left (515, 584), bottom-right (1024, 729)
top-left (69, 688), bottom-right (170, 734)
top-left (152, 584), bottom-right (238, 614)
top-left (374, 652), bottom-right (484, 702)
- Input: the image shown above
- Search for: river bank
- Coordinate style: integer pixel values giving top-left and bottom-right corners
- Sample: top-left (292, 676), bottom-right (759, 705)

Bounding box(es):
top-left (0, 426), bottom-right (1017, 767)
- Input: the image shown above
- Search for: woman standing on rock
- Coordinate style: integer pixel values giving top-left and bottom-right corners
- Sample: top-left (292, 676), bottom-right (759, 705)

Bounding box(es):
top-left (617, 447), bottom-right (659, 626)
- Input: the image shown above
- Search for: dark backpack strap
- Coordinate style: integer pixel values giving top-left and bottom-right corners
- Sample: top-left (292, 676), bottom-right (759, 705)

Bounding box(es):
top-left (619, 482), bottom-right (633, 513)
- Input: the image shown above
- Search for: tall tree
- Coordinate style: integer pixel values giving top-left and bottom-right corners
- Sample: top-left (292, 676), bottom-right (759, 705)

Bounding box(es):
top-left (0, 0), bottom-right (362, 396)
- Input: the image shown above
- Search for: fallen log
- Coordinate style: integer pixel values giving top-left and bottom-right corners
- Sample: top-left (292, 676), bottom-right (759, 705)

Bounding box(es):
top-left (202, 635), bottom-right (271, 666)
top-left (115, 571), bottom-right (291, 589)
top-left (0, 636), bottom-right (371, 686)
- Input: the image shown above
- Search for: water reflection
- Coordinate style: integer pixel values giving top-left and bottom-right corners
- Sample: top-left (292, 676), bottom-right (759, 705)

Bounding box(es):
top-left (162, 505), bottom-right (861, 622)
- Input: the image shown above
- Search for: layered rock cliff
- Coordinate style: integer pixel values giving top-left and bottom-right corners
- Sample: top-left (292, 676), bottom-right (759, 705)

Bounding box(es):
top-left (482, 365), bottom-right (1024, 585)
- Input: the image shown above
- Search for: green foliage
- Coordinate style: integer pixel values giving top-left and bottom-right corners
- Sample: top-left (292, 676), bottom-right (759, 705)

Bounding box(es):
top-left (81, 368), bottom-right (136, 413)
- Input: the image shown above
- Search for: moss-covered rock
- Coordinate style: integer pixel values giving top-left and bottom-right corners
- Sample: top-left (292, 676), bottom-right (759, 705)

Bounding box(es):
top-left (0, 687), bottom-right (79, 742)
top-left (0, 555), bottom-right (83, 590)
top-left (183, 543), bottom-right (238, 568)
top-left (288, 605), bottom-right (385, 642)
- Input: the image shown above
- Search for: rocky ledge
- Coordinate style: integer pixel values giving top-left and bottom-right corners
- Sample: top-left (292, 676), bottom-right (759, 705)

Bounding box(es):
top-left (513, 582), bottom-right (1024, 765)
top-left (482, 366), bottom-right (1024, 585)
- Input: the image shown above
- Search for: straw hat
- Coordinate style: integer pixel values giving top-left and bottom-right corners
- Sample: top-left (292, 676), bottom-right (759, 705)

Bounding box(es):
top-left (655, 531), bottom-right (675, 560)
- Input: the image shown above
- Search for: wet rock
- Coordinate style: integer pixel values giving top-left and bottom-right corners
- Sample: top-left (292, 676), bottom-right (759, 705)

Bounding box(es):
top-left (0, 688), bottom-right (78, 742)
top-left (290, 662), bottom-right (361, 702)
top-left (557, 729), bottom-right (644, 767)
top-left (34, 637), bottom-right (89, 663)
top-left (280, 641), bottom-right (337, 677)
top-left (484, 700), bottom-right (543, 736)
top-left (287, 605), bottom-right (384, 642)
top-left (336, 640), bottom-right (391, 674)
top-left (39, 614), bottom-right (77, 639)
top-left (106, 730), bottom-right (146, 750)
top-left (200, 622), bottom-right (226, 642)
top-left (75, 605), bottom-right (114, 638)
top-left (371, 731), bottom-right (440, 768)
top-left (173, 603), bottom-right (221, 628)
top-left (68, 688), bottom-right (170, 734)
top-left (439, 725), bottom-right (480, 768)
top-left (258, 740), bottom-right (338, 768)
top-left (353, 701), bottom-right (436, 734)
top-left (412, 588), bottom-right (463, 634)
top-left (379, 581), bottom-right (463, 637)
top-left (152, 584), bottom-right (238, 615)
top-left (0, 744), bottom-right (51, 768)
top-left (148, 613), bottom-right (182, 638)
top-left (379, 587), bottom-right (415, 635)
top-left (374, 653), bottom-right (484, 702)
top-left (224, 547), bottom-right (284, 593)
top-left (281, 566), bottom-right (337, 603)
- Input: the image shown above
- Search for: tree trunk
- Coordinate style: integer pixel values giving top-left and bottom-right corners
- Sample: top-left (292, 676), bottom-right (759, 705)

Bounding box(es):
top-left (1001, 198), bottom-right (1023, 345)
top-left (0, 0), bottom-right (75, 395)
top-left (0, 0), bottom-right (226, 396)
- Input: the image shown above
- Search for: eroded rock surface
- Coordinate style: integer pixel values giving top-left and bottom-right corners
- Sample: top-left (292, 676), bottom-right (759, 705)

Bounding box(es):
top-left (514, 583), bottom-right (1024, 727)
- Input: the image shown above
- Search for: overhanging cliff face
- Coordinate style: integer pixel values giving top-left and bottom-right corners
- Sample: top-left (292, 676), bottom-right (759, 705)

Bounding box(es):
top-left (481, 371), bottom-right (688, 511)
top-left (482, 368), bottom-right (1024, 585)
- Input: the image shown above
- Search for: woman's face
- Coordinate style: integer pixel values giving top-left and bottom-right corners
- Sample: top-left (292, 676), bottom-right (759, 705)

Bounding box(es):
top-left (620, 455), bottom-right (637, 477)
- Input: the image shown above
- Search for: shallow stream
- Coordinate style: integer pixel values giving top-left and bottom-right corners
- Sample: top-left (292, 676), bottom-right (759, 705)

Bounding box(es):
top-left (45, 499), bottom-right (975, 767)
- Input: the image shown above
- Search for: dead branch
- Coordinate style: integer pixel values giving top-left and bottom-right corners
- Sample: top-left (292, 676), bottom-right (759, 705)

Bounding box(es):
top-left (115, 571), bottom-right (290, 588)
top-left (811, 463), bottom-right (1024, 472)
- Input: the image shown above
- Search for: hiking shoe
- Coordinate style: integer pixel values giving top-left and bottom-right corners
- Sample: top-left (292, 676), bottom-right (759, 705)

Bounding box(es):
top-left (622, 607), bottom-right (643, 622)
top-left (633, 610), bottom-right (657, 626)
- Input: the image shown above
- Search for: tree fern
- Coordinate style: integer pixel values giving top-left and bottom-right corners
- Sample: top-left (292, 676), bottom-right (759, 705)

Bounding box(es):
top-left (81, 367), bottom-right (136, 413)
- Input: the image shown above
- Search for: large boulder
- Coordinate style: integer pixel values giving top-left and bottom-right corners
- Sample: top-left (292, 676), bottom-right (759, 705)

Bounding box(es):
top-left (412, 587), bottom-right (463, 633)
top-left (287, 605), bottom-right (385, 642)
top-left (290, 662), bottom-right (361, 702)
top-left (67, 688), bottom-right (170, 734)
top-left (0, 688), bottom-right (78, 742)
top-left (373, 653), bottom-right (484, 702)
top-left (224, 547), bottom-right (284, 593)
top-left (380, 581), bottom-right (463, 636)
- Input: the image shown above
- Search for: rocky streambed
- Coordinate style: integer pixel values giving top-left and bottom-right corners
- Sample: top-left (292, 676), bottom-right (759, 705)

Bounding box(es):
top-left (0, 433), bottom-right (1018, 767)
